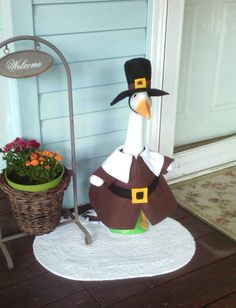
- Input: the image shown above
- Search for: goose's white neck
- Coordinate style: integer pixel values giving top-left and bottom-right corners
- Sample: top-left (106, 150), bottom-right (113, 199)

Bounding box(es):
top-left (123, 110), bottom-right (144, 159)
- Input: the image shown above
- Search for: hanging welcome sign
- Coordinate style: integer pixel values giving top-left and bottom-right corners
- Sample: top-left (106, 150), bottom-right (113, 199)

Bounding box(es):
top-left (0, 50), bottom-right (53, 78)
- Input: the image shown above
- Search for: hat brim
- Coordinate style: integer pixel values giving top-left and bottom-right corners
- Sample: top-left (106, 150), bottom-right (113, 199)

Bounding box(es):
top-left (110, 88), bottom-right (169, 105)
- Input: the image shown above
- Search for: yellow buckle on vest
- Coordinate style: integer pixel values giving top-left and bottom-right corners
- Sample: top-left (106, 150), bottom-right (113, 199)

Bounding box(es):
top-left (134, 78), bottom-right (147, 89)
top-left (131, 187), bottom-right (148, 204)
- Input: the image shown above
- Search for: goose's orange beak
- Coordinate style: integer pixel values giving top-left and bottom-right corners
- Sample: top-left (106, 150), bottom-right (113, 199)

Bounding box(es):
top-left (134, 99), bottom-right (151, 119)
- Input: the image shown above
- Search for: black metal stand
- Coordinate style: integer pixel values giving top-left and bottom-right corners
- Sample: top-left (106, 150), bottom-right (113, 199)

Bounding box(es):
top-left (0, 35), bottom-right (92, 269)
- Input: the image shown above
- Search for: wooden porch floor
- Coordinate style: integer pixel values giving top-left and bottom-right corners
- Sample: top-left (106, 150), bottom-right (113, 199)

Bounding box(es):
top-left (0, 189), bottom-right (236, 308)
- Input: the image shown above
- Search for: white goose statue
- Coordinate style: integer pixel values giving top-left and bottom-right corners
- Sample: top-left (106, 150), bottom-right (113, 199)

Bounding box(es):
top-left (89, 58), bottom-right (177, 234)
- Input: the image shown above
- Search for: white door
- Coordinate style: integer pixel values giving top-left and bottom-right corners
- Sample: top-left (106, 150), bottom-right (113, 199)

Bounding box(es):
top-left (155, 0), bottom-right (236, 181)
top-left (175, 0), bottom-right (236, 147)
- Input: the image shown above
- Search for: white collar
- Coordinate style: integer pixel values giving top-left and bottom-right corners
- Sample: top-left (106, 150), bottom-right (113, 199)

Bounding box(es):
top-left (102, 146), bottom-right (164, 183)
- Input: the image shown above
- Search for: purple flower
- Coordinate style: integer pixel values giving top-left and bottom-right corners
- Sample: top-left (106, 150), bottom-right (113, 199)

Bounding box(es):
top-left (2, 137), bottom-right (40, 153)
top-left (27, 139), bottom-right (40, 149)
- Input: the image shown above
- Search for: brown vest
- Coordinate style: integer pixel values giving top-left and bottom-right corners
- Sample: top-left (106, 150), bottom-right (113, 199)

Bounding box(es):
top-left (89, 155), bottom-right (177, 229)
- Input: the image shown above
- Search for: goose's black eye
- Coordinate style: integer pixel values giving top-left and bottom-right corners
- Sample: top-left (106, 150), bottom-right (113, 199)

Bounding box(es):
top-left (133, 94), bottom-right (137, 97)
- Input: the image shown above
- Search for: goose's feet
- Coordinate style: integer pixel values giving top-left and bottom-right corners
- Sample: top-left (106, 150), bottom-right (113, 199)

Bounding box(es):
top-left (82, 209), bottom-right (100, 222)
top-left (110, 212), bottom-right (148, 235)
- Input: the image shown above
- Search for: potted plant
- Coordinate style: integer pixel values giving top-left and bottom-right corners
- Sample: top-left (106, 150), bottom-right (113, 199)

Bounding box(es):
top-left (0, 137), bottom-right (71, 235)
top-left (1, 137), bottom-right (64, 192)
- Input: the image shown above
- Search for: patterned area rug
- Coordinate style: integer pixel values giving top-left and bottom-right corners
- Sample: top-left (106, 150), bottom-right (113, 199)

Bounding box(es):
top-left (171, 166), bottom-right (236, 241)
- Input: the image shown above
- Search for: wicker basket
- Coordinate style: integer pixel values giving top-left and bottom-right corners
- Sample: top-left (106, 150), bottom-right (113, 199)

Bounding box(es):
top-left (0, 168), bottom-right (71, 236)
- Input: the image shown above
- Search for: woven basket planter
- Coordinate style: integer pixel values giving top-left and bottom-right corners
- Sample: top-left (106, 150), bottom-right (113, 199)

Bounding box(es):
top-left (0, 168), bottom-right (71, 236)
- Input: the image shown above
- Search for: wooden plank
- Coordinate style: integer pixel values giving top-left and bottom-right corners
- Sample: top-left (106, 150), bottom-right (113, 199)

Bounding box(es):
top-left (33, 0), bottom-right (112, 4)
top-left (0, 271), bottom-right (84, 307)
top-left (8, 0), bottom-right (34, 37)
top-left (16, 78), bottom-right (42, 142)
top-left (83, 231), bottom-right (236, 307)
top-left (43, 130), bottom-right (126, 163)
top-left (41, 107), bottom-right (129, 144)
top-left (0, 213), bottom-right (20, 237)
top-left (4, 0), bottom-right (42, 142)
top-left (144, 231), bottom-right (236, 288)
top-left (177, 214), bottom-right (215, 239)
top-left (82, 278), bottom-right (149, 308)
top-left (1, 236), bottom-right (34, 257)
top-left (109, 255), bottom-right (236, 308)
top-left (40, 28), bottom-right (146, 64)
top-left (39, 83), bottom-right (127, 120)
top-left (0, 252), bottom-right (46, 289)
top-left (41, 290), bottom-right (100, 308)
top-left (170, 206), bottom-right (190, 220)
top-left (34, 1), bottom-right (147, 35)
top-left (37, 56), bottom-right (144, 93)
top-left (205, 292), bottom-right (236, 307)
top-left (0, 192), bottom-right (235, 307)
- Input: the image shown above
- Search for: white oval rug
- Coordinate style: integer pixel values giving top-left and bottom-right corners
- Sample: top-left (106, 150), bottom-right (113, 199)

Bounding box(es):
top-left (33, 218), bottom-right (195, 281)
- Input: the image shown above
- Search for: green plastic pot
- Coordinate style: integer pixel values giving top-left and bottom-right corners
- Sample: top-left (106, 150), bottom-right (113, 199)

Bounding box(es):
top-left (5, 165), bottom-right (65, 192)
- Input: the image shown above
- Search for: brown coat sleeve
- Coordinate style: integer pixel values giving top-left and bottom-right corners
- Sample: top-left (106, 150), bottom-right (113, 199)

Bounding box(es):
top-left (160, 156), bottom-right (174, 175)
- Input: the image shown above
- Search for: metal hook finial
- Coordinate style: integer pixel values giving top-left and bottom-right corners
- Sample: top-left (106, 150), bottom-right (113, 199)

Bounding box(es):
top-left (34, 40), bottom-right (41, 50)
top-left (4, 45), bottom-right (10, 54)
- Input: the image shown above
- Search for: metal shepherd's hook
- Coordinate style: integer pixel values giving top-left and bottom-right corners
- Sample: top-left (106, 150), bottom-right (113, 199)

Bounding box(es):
top-left (0, 35), bottom-right (92, 245)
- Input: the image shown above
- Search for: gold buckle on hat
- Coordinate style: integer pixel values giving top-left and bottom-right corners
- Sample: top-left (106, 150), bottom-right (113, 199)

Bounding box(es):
top-left (131, 188), bottom-right (148, 204)
top-left (134, 78), bottom-right (147, 89)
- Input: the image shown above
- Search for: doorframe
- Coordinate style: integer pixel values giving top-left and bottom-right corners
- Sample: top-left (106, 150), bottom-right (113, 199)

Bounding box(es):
top-left (146, 0), bottom-right (169, 151)
top-left (147, 0), bottom-right (236, 182)
top-left (146, 0), bottom-right (185, 154)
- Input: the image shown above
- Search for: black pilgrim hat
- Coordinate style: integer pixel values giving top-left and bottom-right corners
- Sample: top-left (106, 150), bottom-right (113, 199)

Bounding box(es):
top-left (110, 58), bottom-right (168, 105)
